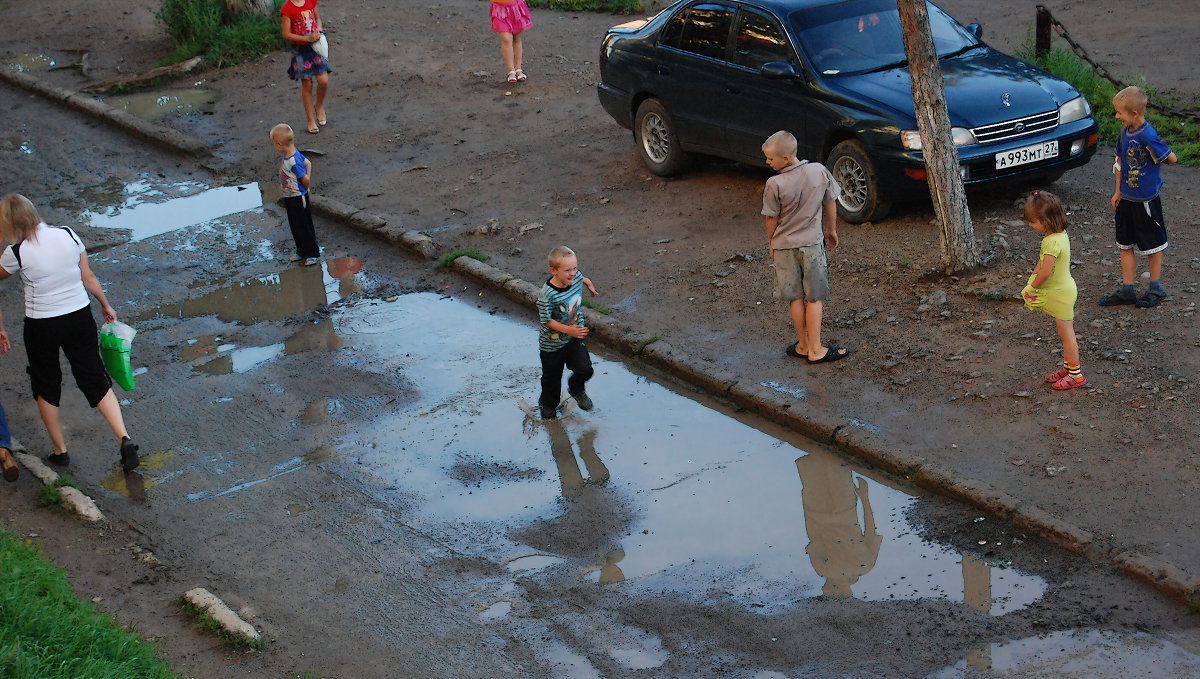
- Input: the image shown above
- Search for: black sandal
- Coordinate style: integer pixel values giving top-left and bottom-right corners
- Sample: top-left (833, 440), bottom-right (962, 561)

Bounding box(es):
top-left (1135, 288), bottom-right (1166, 308)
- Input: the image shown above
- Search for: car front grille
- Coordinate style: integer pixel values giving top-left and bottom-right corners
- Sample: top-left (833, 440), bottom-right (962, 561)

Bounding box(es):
top-left (971, 110), bottom-right (1059, 144)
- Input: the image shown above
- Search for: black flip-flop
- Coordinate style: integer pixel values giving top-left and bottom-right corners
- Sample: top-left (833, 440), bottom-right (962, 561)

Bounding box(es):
top-left (785, 342), bottom-right (806, 358)
top-left (807, 345), bottom-right (850, 364)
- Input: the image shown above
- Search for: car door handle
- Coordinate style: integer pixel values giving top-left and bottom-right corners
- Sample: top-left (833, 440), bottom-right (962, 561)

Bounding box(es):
top-left (656, 64), bottom-right (670, 76)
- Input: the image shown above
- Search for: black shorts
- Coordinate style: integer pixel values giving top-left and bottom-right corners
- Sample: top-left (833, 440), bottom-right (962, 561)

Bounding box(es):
top-left (1115, 197), bottom-right (1168, 254)
top-left (24, 305), bottom-right (112, 408)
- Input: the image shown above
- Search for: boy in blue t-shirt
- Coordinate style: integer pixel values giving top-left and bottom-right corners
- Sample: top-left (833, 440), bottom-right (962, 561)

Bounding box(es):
top-left (270, 123), bottom-right (321, 266)
top-left (537, 245), bottom-right (599, 419)
top-left (1100, 86), bottom-right (1177, 308)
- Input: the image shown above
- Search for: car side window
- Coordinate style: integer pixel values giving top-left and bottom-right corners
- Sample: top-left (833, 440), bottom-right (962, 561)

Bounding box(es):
top-left (731, 9), bottom-right (793, 70)
top-left (659, 4), bottom-right (735, 61)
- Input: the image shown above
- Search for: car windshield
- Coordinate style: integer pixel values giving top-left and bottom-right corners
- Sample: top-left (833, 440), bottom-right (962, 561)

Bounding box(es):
top-left (790, 0), bottom-right (977, 76)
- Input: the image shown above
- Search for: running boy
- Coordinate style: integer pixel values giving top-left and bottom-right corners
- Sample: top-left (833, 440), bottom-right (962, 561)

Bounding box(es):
top-left (538, 246), bottom-right (599, 419)
top-left (762, 130), bottom-right (848, 364)
top-left (270, 123), bottom-right (321, 266)
top-left (1100, 86), bottom-right (1177, 308)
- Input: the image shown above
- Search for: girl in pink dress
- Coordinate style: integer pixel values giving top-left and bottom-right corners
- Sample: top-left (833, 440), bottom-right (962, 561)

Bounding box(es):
top-left (491, 0), bottom-right (533, 83)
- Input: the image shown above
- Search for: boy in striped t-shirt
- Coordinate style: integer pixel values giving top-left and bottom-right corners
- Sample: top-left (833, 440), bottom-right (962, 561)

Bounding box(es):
top-left (538, 246), bottom-right (600, 419)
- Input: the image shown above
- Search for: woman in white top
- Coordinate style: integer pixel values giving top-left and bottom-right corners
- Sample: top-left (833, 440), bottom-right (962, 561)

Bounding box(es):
top-left (0, 194), bottom-right (139, 473)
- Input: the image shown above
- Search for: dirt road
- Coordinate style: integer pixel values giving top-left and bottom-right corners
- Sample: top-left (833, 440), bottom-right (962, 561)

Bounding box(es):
top-left (3, 0), bottom-right (1200, 675)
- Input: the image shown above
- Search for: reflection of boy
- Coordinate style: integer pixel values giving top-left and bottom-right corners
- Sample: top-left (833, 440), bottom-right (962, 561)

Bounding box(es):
top-left (1100, 86), bottom-right (1177, 308)
top-left (795, 454), bottom-right (881, 598)
top-left (537, 246), bottom-right (599, 419)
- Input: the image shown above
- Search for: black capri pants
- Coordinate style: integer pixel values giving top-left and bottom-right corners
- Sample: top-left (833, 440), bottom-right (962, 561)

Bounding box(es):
top-left (24, 305), bottom-right (112, 408)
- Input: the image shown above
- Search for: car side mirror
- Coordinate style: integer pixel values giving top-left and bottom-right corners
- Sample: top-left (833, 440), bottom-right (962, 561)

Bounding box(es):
top-left (966, 22), bottom-right (982, 40)
top-left (760, 61), bottom-right (800, 80)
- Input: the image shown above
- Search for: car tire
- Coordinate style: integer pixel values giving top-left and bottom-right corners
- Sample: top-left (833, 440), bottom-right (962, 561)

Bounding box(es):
top-left (634, 98), bottom-right (690, 177)
top-left (827, 140), bottom-right (890, 223)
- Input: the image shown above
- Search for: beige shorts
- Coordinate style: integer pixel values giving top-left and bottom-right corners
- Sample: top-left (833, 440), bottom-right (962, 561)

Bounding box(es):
top-left (773, 244), bottom-right (829, 302)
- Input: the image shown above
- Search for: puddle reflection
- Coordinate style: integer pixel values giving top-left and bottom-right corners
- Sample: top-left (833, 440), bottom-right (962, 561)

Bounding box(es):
top-left (927, 628), bottom-right (1200, 677)
top-left (80, 180), bottom-right (264, 242)
top-left (334, 294), bottom-right (1046, 616)
top-left (103, 88), bottom-right (218, 121)
top-left (2, 53), bottom-right (56, 72)
top-left (149, 256), bottom-right (363, 325)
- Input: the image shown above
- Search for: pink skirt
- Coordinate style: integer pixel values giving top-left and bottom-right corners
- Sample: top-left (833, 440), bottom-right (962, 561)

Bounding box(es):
top-left (491, 0), bottom-right (533, 34)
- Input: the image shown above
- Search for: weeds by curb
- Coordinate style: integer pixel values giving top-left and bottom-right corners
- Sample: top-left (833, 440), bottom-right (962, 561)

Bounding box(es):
top-left (175, 595), bottom-right (263, 651)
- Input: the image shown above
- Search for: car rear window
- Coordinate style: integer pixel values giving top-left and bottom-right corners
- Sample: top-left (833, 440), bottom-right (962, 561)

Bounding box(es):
top-left (660, 4), bottom-right (736, 61)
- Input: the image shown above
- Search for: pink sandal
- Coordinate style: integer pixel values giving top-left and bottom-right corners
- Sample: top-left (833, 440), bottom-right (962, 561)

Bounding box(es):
top-left (1051, 374), bottom-right (1087, 390)
top-left (1044, 368), bottom-right (1069, 383)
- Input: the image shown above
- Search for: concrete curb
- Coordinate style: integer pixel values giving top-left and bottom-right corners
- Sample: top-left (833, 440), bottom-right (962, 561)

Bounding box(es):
top-left (12, 440), bottom-right (105, 523)
top-left (182, 587), bottom-right (261, 645)
top-left (0, 69), bottom-right (211, 157)
top-left (11, 69), bottom-right (1197, 608)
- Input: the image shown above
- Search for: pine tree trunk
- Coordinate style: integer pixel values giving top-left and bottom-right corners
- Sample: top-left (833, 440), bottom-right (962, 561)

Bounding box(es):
top-left (896, 0), bottom-right (981, 274)
top-left (226, 0), bottom-right (273, 17)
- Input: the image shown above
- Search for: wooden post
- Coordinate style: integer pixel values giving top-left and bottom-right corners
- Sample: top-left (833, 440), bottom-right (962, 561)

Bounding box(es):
top-left (1035, 6), bottom-right (1052, 57)
top-left (896, 0), bottom-right (981, 273)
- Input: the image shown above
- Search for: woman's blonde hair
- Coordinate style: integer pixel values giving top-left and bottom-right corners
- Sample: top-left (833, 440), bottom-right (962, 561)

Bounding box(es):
top-left (1023, 190), bottom-right (1068, 233)
top-left (0, 194), bottom-right (42, 244)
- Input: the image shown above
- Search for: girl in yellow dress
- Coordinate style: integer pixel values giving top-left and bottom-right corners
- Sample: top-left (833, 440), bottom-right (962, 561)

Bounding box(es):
top-left (1021, 191), bottom-right (1086, 390)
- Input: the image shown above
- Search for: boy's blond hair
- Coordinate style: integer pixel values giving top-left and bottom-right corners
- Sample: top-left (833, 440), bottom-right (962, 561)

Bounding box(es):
top-left (548, 245), bottom-right (576, 268)
top-left (762, 130), bottom-right (798, 157)
top-left (1113, 86), bottom-right (1148, 115)
top-left (0, 193), bottom-right (42, 244)
top-left (271, 123), bottom-right (295, 144)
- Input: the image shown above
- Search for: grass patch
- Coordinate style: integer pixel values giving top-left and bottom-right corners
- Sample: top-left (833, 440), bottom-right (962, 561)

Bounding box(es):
top-left (582, 298), bottom-right (610, 314)
top-left (526, 0), bottom-right (641, 13)
top-left (438, 249), bottom-right (488, 268)
top-left (157, 0), bottom-right (286, 67)
top-left (1016, 44), bottom-right (1200, 165)
top-left (35, 475), bottom-right (82, 512)
top-left (174, 596), bottom-right (263, 651)
top-left (974, 290), bottom-right (1009, 302)
top-left (0, 527), bottom-right (186, 679)
top-left (633, 335), bottom-right (661, 353)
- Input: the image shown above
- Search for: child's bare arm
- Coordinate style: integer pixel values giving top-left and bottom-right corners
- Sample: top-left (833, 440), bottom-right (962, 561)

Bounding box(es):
top-left (1111, 154), bottom-right (1121, 210)
top-left (764, 215), bottom-right (778, 258)
top-left (281, 16), bottom-right (318, 43)
top-left (301, 158), bottom-right (312, 190)
top-left (1030, 254), bottom-right (1055, 289)
top-left (545, 319), bottom-right (588, 338)
top-left (1164, 151), bottom-right (1178, 164)
top-left (582, 276), bottom-right (598, 297)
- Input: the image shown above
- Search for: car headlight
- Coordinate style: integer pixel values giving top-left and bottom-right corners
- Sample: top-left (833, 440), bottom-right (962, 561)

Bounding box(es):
top-left (1058, 96), bottom-right (1091, 124)
top-left (900, 127), bottom-right (978, 150)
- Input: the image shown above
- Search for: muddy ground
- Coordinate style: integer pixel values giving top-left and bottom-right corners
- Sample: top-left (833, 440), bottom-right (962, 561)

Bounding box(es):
top-left (3, 0), bottom-right (1200, 676)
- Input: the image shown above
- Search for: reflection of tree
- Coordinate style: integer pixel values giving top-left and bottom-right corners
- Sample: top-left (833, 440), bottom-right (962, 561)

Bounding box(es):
top-left (795, 454), bottom-right (883, 598)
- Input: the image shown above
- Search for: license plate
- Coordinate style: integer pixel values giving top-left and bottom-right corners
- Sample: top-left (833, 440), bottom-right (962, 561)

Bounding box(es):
top-left (995, 141), bottom-right (1058, 169)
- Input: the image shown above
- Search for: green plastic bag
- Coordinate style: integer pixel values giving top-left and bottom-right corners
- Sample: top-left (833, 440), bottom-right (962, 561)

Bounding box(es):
top-left (99, 321), bottom-right (137, 391)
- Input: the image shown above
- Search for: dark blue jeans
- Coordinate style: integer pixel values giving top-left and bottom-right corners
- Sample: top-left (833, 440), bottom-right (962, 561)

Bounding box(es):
top-left (539, 339), bottom-right (593, 411)
top-left (0, 402), bottom-right (10, 451)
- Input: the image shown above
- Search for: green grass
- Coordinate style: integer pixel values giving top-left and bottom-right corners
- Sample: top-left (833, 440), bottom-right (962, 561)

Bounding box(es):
top-left (633, 335), bottom-right (660, 353)
top-left (157, 0), bottom-right (286, 68)
top-left (0, 527), bottom-right (185, 679)
top-left (582, 298), bottom-right (610, 314)
top-left (35, 475), bottom-right (81, 512)
top-left (527, 0), bottom-right (641, 13)
top-left (1016, 44), bottom-right (1200, 165)
top-left (437, 249), bottom-right (488, 268)
top-left (174, 596), bottom-right (262, 651)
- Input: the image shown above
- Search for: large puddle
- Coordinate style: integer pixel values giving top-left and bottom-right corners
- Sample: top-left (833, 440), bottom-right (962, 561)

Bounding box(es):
top-left (317, 293), bottom-right (1043, 616)
top-left (77, 177), bottom-right (265, 242)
